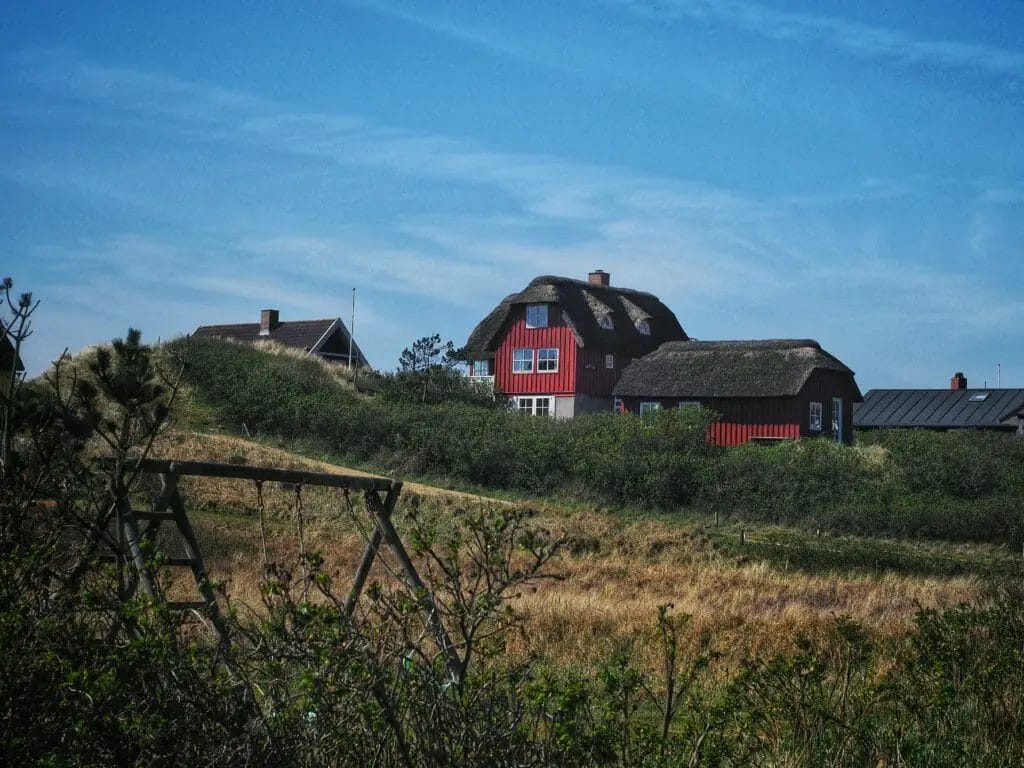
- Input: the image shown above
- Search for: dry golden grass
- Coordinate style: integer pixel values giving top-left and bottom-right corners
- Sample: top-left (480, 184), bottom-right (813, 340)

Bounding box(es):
top-left (152, 431), bottom-right (983, 672)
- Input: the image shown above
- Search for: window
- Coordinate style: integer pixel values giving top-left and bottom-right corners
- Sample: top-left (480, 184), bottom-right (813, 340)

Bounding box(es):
top-left (969, 393), bottom-right (990, 402)
top-left (525, 304), bottom-right (548, 328)
top-left (636, 320), bottom-right (651, 336)
top-left (512, 348), bottom-right (533, 373)
top-left (832, 397), bottom-right (843, 441)
top-left (613, 397), bottom-right (623, 413)
top-left (471, 359), bottom-right (490, 377)
top-left (809, 401), bottom-right (823, 432)
top-left (512, 396), bottom-right (552, 416)
top-left (678, 401), bottom-right (701, 410)
top-left (538, 348), bottom-right (559, 372)
top-left (605, 354), bottom-right (615, 369)
top-left (599, 315), bottom-right (614, 330)
top-left (640, 401), bottom-right (661, 415)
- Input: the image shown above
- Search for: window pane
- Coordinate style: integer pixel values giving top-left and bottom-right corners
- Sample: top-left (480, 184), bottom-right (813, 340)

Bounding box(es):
top-left (512, 348), bottom-right (533, 372)
top-left (517, 397), bottom-right (533, 413)
top-left (605, 354), bottom-right (614, 369)
top-left (526, 304), bottom-right (548, 328)
top-left (538, 348), bottom-right (558, 371)
top-left (637, 320), bottom-right (650, 335)
top-left (809, 402), bottom-right (823, 431)
top-left (535, 397), bottom-right (551, 416)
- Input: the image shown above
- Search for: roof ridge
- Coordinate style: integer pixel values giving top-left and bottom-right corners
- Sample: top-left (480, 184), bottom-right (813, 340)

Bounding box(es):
top-left (527, 274), bottom-right (657, 298)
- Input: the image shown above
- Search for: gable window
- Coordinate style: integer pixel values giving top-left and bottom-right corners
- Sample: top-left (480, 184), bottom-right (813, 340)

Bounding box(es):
top-left (605, 354), bottom-right (615, 369)
top-left (525, 304), bottom-right (549, 329)
top-left (538, 348), bottom-right (559, 372)
top-left (599, 315), bottom-right (614, 330)
top-left (512, 396), bottom-right (552, 416)
top-left (639, 401), bottom-right (661, 415)
top-left (512, 348), bottom-right (533, 373)
top-left (471, 359), bottom-right (491, 377)
top-left (809, 401), bottom-right (823, 432)
top-left (636, 320), bottom-right (651, 336)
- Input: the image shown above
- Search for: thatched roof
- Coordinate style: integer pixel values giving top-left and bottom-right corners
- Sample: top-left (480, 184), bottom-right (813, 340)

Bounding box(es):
top-left (464, 275), bottom-right (687, 358)
top-left (613, 339), bottom-right (859, 399)
top-left (194, 319), bottom-right (337, 351)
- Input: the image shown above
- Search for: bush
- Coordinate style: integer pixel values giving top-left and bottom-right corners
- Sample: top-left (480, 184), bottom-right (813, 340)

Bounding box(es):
top-left (173, 339), bottom-right (1024, 546)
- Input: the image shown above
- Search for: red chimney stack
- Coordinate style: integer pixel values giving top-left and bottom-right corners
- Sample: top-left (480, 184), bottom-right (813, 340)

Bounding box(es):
top-left (588, 269), bottom-right (610, 287)
top-left (260, 309), bottom-right (280, 336)
top-left (951, 371), bottom-right (967, 390)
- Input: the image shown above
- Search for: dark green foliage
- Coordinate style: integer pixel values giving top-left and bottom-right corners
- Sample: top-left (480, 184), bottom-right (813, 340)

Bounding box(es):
top-left (178, 339), bottom-right (1024, 547)
top-left (7, 330), bottom-right (1024, 765)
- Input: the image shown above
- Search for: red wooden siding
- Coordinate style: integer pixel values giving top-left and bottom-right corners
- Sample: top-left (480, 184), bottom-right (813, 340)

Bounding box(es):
top-left (575, 350), bottom-right (626, 397)
top-left (709, 422), bottom-right (800, 446)
top-left (494, 306), bottom-right (578, 395)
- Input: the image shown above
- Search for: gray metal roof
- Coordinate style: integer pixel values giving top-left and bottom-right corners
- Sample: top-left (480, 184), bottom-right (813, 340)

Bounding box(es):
top-left (854, 388), bottom-right (1024, 429)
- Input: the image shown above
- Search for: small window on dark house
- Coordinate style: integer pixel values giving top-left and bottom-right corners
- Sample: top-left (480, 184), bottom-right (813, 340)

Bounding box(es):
top-left (640, 401), bottom-right (661, 415)
top-left (526, 304), bottom-right (548, 328)
top-left (809, 401), bottom-right (823, 432)
top-left (613, 397), bottom-right (623, 412)
top-left (636, 320), bottom-right (651, 335)
top-left (605, 354), bottom-right (614, 369)
top-left (599, 315), bottom-right (614, 330)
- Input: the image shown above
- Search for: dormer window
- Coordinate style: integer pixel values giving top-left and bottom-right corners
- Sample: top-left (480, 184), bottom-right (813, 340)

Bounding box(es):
top-left (525, 304), bottom-right (549, 329)
top-left (599, 315), bottom-right (614, 330)
top-left (636, 320), bottom-right (651, 336)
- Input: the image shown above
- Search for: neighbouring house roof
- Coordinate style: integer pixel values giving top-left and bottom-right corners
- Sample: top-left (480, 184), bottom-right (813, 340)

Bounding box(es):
top-left (0, 327), bottom-right (25, 373)
top-left (193, 319), bottom-right (338, 351)
top-left (613, 339), bottom-right (860, 399)
top-left (464, 275), bottom-right (687, 358)
top-left (854, 388), bottom-right (1024, 429)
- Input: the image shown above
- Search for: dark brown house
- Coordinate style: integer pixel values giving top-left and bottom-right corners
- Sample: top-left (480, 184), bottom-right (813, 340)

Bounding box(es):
top-left (612, 339), bottom-right (862, 445)
top-left (193, 309), bottom-right (369, 367)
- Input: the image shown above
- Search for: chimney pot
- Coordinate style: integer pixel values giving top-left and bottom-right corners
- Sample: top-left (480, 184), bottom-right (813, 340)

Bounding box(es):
top-left (951, 371), bottom-right (967, 390)
top-left (588, 269), bottom-right (610, 287)
top-left (260, 309), bottom-right (280, 336)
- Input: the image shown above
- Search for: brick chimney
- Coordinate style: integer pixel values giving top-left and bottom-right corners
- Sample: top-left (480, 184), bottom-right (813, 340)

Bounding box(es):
top-left (588, 269), bottom-right (610, 287)
top-left (260, 309), bottom-right (280, 336)
top-left (951, 371), bottom-right (967, 390)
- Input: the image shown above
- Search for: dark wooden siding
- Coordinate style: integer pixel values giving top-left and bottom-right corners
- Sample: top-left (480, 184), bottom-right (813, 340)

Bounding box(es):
top-left (620, 370), bottom-right (859, 446)
top-left (494, 305), bottom-right (578, 395)
top-left (576, 350), bottom-right (626, 396)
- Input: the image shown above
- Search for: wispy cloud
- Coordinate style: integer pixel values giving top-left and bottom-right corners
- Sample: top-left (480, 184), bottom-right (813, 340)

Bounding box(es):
top-left (611, 0), bottom-right (1024, 79)
top-left (6, 48), bottom-right (1023, 385)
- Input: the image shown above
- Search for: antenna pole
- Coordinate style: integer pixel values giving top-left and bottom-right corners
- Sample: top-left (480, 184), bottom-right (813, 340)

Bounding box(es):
top-left (349, 288), bottom-right (356, 370)
top-left (997, 363), bottom-right (1001, 388)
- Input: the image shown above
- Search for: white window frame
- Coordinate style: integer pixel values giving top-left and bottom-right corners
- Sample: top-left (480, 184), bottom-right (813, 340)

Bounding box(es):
top-left (831, 397), bottom-right (843, 439)
top-left (637, 320), bottom-right (651, 336)
top-left (525, 304), bottom-right (549, 329)
top-left (639, 401), bottom-right (661, 415)
top-left (809, 401), bottom-right (823, 432)
top-left (605, 354), bottom-right (615, 370)
top-left (512, 395), bottom-right (553, 416)
top-left (537, 347), bottom-right (559, 373)
top-left (471, 359), bottom-right (491, 377)
top-left (613, 397), bottom-right (623, 413)
top-left (512, 348), bottom-right (533, 373)
top-left (599, 315), bottom-right (614, 330)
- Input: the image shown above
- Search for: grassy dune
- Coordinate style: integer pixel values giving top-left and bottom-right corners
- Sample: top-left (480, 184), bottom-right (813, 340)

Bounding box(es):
top-left (147, 431), bottom-right (993, 673)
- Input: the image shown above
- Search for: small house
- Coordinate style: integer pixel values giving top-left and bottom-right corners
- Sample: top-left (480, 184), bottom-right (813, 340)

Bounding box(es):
top-left (854, 372), bottom-right (1024, 434)
top-left (193, 309), bottom-right (370, 367)
top-left (612, 339), bottom-right (862, 445)
top-left (463, 271), bottom-right (687, 417)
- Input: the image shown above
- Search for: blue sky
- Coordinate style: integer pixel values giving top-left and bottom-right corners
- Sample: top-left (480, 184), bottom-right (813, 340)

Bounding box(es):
top-left (2, 1), bottom-right (1022, 389)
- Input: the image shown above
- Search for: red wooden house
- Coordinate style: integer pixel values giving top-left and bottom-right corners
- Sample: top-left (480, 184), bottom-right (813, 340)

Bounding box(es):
top-left (464, 271), bottom-right (687, 417)
top-left (612, 339), bottom-right (862, 445)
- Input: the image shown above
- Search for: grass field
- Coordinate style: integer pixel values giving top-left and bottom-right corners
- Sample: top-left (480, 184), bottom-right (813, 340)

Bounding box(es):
top-left (148, 431), bottom-right (1001, 674)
